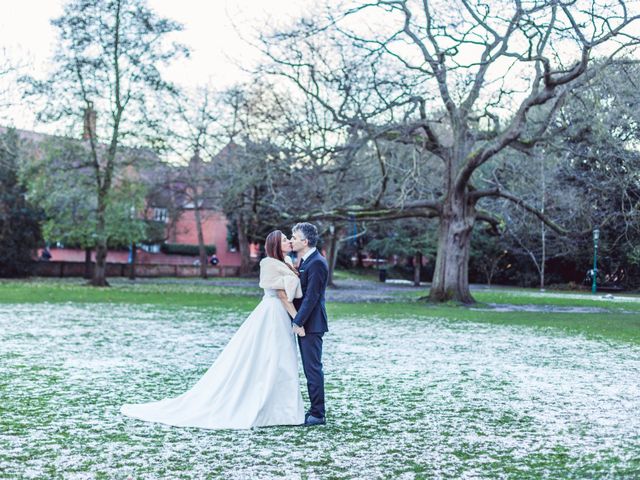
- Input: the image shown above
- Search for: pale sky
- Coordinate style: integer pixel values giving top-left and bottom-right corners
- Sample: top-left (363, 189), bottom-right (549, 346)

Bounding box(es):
top-left (2, 0), bottom-right (638, 134)
top-left (0, 0), bottom-right (317, 131)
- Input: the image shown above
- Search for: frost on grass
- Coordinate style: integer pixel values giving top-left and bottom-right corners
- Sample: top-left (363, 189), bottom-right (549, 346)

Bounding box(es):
top-left (1, 303), bottom-right (639, 479)
top-left (487, 288), bottom-right (640, 304)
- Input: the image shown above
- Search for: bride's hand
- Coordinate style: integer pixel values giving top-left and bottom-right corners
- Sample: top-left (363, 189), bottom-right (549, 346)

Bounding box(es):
top-left (293, 324), bottom-right (305, 337)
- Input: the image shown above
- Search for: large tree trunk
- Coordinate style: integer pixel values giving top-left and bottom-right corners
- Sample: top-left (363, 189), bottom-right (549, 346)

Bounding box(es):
top-left (540, 149), bottom-right (546, 291)
top-left (91, 240), bottom-right (109, 286)
top-left (540, 224), bottom-right (546, 291)
top-left (325, 224), bottom-right (339, 287)
top-left (193, 205), bottom-right (208, 279)
top-left (90, 204), bottom-right (109, 287)
top-left (84, 247), bottom-right (92, 279)
top-left (236, 216), bottom-right (251, 276)
top-left (429, 196), bottom-right (475, 304)
top-left (413, 251), bottom-right (422, 287)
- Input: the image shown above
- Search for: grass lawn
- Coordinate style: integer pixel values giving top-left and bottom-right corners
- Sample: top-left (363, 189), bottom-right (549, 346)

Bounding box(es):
top-left (1, 278), bottom-right (639, 478)
top-left (2, 277), bottom-right (639, 344)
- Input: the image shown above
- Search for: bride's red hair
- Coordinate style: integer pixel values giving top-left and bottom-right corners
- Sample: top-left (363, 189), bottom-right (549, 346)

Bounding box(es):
top-left (265, 230), bottom-right (285, 262)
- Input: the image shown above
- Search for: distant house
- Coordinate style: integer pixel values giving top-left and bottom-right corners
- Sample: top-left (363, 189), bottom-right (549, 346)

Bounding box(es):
top-left (1, 124), bottom-right (256, 271)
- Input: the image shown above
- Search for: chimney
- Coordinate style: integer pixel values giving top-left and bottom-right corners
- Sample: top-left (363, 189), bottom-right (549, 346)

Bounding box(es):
top-left (83, 102), bottom-right (97, 141)
top-left (189, 148), bottom-right (202, 168)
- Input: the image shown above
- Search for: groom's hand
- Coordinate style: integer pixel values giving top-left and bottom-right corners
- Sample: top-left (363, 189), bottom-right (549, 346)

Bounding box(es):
top-left (292, 324), bottom-right (306, 337)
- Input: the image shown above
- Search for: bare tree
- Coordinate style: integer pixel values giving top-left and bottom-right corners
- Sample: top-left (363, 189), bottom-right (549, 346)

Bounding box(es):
top-left (210, 84), bottom-right (295, 274)
top-left (476, 144), bottom-right (570, 289)
top-left (260, 0), bottom-right (640, 302)
top-left (0, 48), bottom-right (28, 126)
top-left (545, 61), bottom-right (640, 286)
top-left (0, 50), bottom-right (15, 114)
top-left (157, 88), bottom-right (221, 278)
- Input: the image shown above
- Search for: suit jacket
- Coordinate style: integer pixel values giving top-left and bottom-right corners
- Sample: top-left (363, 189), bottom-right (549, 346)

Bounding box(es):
top-left (292, 249), bottom-right (329, 333)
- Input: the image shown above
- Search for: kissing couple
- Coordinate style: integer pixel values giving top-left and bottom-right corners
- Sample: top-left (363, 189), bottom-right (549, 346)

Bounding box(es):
top-left (121, 222), bottom-right (329, 428)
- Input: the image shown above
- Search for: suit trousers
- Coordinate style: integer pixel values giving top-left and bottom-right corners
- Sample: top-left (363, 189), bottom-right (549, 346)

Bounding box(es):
top-left (297, 333), bottom-right (325, 418)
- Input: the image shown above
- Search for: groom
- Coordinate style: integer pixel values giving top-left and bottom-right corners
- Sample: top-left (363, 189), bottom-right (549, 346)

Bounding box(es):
top-left (290, 222), bottom-right (329, 427)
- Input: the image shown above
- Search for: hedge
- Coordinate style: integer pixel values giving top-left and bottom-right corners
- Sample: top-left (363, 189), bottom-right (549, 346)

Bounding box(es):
top-left (160, 243), bottom-right (217, 256)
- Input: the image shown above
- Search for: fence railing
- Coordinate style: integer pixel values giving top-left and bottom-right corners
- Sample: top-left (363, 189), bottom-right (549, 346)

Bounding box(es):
top-left (33, 261), bottom-right (240, 278)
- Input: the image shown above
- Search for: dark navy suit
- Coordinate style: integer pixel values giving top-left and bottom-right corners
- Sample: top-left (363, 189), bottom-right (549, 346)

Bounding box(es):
top-left (292, 249), bottom-right (328, 418)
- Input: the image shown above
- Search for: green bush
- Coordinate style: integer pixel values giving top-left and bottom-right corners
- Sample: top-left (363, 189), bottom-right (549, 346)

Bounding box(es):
top-left (144, 220), bottom-right (169, 245)
top-left (160, 243), bottom-right (217, 256)
top-left (0, 129), bottom-right (43, 277)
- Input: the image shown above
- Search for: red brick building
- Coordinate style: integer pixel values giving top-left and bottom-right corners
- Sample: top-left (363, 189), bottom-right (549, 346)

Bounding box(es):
top-left (38, 209), bottom-right (255, 268)
top-left (3, 125), bottom-right (258, 272)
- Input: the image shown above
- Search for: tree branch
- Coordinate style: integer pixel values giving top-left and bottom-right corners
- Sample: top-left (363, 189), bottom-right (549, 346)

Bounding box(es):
top-left (476, 209), bottom-right (501, 234)
top-left (469, 187), bottom-right (567, 234)
top-left (302, 199), bottom-right (441, 222)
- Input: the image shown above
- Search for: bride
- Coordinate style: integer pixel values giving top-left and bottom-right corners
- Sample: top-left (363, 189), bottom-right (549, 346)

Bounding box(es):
top-left (120, 230), bottom-right (305, 429)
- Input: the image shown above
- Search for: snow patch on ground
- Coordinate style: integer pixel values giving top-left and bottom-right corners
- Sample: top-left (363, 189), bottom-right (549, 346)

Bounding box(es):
top-left (1, 303), bottom-right (639, 478)
top-left (487, 288), bottom-right (640, 303)
top-left (471, 304), bottom-right (618, 313)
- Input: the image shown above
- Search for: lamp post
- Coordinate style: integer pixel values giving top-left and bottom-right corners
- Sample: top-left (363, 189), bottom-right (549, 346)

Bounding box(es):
top-left (592, 228), bottom-right (600, 294)
top-left (128, 205), bottom-right (137, 280)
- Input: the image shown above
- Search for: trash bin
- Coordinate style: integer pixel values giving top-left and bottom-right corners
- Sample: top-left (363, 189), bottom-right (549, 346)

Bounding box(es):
top-left (379, 268), bottom-right (387, 282)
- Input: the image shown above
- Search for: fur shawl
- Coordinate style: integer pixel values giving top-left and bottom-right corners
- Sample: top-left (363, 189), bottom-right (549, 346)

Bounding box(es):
top-left (259, 256), bottom-right (302, 302)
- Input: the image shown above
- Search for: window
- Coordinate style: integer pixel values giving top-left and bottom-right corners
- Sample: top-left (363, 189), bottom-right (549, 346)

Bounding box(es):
top-left (153, 208), bottom-right (168, 223)
top-left (141, 244), bottom-right (161, 253)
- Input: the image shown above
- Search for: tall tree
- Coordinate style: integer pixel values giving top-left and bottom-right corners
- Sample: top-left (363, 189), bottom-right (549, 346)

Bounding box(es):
top-left (21, 137), bottom-right (149, 273)
top-left (158, 88), bottom-right (221, 279)
top-left (548, 62), bottom-right (640, 287)
top-left (483, 146), bottom-right (576, 290)
top-left (212, 84), bottom-right (297, 275)
top-left (0, 49), bottom-right (20, 116)
top-left (0, 129), bottom-right (42, 277)
top-left (23, 0), bottom-right (188, 286)
top-left (262, 0), bottom-right (640, 303)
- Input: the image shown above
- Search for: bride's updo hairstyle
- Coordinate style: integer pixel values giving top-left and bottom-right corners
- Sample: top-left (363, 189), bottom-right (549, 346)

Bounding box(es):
top-left (265, 230), bottom-right (285, 262)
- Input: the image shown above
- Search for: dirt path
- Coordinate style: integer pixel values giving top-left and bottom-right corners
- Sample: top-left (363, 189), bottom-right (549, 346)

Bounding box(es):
top-left (125, 277), bottom-right (639, 311)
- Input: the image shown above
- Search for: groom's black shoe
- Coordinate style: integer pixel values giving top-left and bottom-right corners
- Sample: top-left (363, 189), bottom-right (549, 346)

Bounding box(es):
top-left (304, 414), bottom-right (326, 427)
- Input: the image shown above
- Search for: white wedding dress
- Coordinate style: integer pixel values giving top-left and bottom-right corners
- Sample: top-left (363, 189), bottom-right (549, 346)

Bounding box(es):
top-left (120, 287), bottom-right (305, 429)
